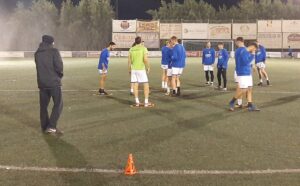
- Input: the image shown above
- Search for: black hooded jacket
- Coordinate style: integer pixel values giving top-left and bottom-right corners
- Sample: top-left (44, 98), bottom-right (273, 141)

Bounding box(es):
top-left (34, 42), bottom-right (63, 89)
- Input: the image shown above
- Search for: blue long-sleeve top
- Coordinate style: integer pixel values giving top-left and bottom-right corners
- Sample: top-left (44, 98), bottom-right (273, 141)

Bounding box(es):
top-left (236, 47), bottom-right (255, 76)
top-left (171, 44), bottom-right (185, 68)
top-left (161, 46), bottom-right (172, 66)
top-left (217, 48), bottom-right (229, 69)
top-left (202, 48), bottom-right (215, 65)
top-left (255, 45), bottom-right (266, 64)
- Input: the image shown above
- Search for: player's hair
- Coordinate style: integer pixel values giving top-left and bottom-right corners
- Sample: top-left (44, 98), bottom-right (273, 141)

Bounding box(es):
top-left (135, 36), bottom-right (142, 45)
top-left (108, 42), bottom-right (116, 46)
top-left (236, 37), bottom-right (244, 42)
top-left (170, 36), bottom-right (178, 41)
top-left (178, 39), bottom-right (182, 44)
top-left (218, 42), bottom-right (224, 46)
top-left (248, 42), bottom-right (258, 49)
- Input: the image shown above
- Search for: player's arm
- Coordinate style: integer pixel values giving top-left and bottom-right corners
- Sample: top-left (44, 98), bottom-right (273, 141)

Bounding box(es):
top-left (128, 53), bottom-right (132, 74)
top-left (53, 49), bottom-right (63, 78)
top-left (212, 49), bottom-right (216, 64)
top-left (143, 51), bottom-right (150, 74)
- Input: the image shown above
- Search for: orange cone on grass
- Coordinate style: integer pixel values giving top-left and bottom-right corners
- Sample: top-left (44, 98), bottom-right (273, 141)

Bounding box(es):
top-left (124, 153), bottom-right (137, 175)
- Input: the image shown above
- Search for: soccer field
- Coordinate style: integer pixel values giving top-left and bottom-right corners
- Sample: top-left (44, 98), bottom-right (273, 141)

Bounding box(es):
top-left (0, 57), bottom-right (300, 186)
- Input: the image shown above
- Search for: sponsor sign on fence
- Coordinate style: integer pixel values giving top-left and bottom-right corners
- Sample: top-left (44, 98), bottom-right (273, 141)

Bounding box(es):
top-left (282, 20), bottom-right (300, 33)
top-left (257, 33), bottom-right (282, 48)
top-left (282, 33), bottom-right (300, 48)
top-left (182, 23), bottom-right (208, 39)
top-left (232, 23), bottom-right (257, 39)
top-left (209, 24), bottom-right (232, 39)
top-left (136, 33), bottom-right (160, 48)
top-left (113, 20), bottom-right (137, 33)
top-left (112, 33), bottom-right (137, 48)
top-left (160, 23), bottom-right (182, 39)
top-left (137, 21), bottom-right (160, 33)
top-left (258, 20), bottom-right (282, 33)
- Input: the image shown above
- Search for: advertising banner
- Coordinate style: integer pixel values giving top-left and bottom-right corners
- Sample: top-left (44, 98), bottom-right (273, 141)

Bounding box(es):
top-left (113, 20), bottom-right (137, 33)
top-left (232, 23), bottom-right (257, 39)
top-left (282, 20), bottom-right (300, 32)
top-left (257, 33), bottom-right (282, 48)
top-left (136, 33), bottom-right (160, 48)
top-left (137, 21), bottom-right (160, 33)
top-left (182, 23), bottom-right (208, 39)
top-left (283, 33), bottom-right (300, 48)
top-left (160, 23), bottom-right (182, 39)
top-left (112, 33), bottom-right (137, 48)
top-left (258, 20), bottom-right (282, 33)
top-left (209, 24), bottom-right (232, 39)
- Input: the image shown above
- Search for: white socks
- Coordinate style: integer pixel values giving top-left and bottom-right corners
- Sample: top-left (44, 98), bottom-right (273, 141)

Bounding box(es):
top-left (162, 81), bottom-right (168, 89)
top-left (135, 98), bottom-right (140, 104)
top-left (237, 99), bottom-right (243, 106)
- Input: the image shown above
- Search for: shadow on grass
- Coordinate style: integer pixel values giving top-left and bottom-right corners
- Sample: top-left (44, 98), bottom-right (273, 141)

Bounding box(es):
top-left (260, 94), bottom-right (300, 109)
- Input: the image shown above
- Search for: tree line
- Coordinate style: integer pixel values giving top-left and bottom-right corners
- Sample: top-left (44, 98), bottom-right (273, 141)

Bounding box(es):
top-left (148, 0), bottom-right (300, 22)
top-left (0, 0), bottom-right (113, 51)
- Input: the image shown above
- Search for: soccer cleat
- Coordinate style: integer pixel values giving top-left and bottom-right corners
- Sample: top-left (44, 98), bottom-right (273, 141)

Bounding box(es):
top-left (248, 105), bottom-right (260, 112)
top-left (229, 101), bottom-right (235, 111)
top-left (99, 90), bottom-right (111, 96)
top-left (144, 102), bottom-right (154, 108)
top-left (210, 82), bottom-right (214, 86)
top-left (257, 82), bottom-right (263, 86)
top-left (45, 128), bottom-right (64, 136)
top-left (130, 92), bottom-right (134, 96)
top-left (205, 82), bottom-right (210, 85)
top-left (267, 80), bottom-right (270, 86)
top-left (222, 88), bottom-right (227, 91)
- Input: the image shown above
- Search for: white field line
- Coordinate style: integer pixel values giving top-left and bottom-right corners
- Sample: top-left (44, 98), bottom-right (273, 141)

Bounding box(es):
top-left (0, 89), bottom-right (299, 95)
top-left (1, 165), bottom-right (300, 175)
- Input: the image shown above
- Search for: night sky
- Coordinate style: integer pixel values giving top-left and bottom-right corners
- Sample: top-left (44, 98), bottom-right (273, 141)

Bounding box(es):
top-left (1, 0), bottom-right (241, 19)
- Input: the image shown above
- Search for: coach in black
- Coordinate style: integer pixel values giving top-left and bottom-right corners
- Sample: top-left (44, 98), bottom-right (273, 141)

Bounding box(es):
top-left (35, 35), bottom-right (63, 135)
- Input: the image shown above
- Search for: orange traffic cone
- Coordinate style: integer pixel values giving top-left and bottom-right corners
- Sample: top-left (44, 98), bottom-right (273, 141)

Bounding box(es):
top-left (124, 154), bottom-right (137, 176)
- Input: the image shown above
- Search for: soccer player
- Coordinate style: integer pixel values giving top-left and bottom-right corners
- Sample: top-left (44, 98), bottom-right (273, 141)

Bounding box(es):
top-left (98, 42), bottom-right (116, 95)
top-left (202, 41), bottom-right (215, 86)
top-left (216, 42), bottom-right (229, 91)
top-left (234, 37), bottom-right (246, 108)
top-left (255, 41), bottom-right (270, 86)
top-left (128, 36), bottom-right (152, 107)
top-left (161, 41), bottom-right (172, 90)
top-left (288, 46), bottom-right (293, 58)
top-left (229, 42), bottom-right (260, 112)
top-left (170, 36), bottom-right (186, 96)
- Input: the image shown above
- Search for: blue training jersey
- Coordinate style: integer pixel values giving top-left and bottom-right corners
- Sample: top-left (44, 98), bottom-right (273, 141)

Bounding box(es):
top-left (236, 47), bottom-right (255, 76)
top-left (98, 48), bottom-right (110, 70)
top-left (202, 48), bottom-right (215, 65)
top-left (255, 45), bottom-right (266, 64)
top-left (171, 44), bottom-right (185, 68)
top-left (161, 46), bottom-right (172, 66)
top-left (217, 48), bottom-right (229, 69)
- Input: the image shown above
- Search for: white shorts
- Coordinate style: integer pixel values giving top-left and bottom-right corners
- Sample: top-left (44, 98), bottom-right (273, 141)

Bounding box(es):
top-left (131, 70), bottom-right (148, 83)
top-left (237, 76), bottom-right (253, 89)
top-left (203, 65), bottom-right (214, 71)
top-left (167, 69), bottom-right (173, 77)
top-left (172, 67), bottom-right (183, 76)
top-left (161, 65), bottom-right (168, 70)
top-left (99, 69), bottom-right (108, 75)
top-left (234, 71), bottom-right (238, 83)
top-left (256, 62), bottom-right (266, 69)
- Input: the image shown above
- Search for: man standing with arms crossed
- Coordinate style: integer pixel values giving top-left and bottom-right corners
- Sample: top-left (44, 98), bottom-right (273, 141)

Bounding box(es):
top-left (128, 36), bottom-right (153, 107)
top-left (35, 35), bottom-right (64, 135)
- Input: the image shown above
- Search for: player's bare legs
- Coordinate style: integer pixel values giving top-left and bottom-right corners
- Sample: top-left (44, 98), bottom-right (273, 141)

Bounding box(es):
top-left (100, 74), bottom-right (106, 90)
top-left (133, 83), bottom-right (139, 105)
top-left (144, 83), bottom-right (150, 105)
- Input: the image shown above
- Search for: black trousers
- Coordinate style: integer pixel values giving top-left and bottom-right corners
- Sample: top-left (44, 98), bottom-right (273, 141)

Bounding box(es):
top-left (205, 71), bottom-right (214, 82)
top-left (217, 68), bottom-right (227, 88)
top-left (39, 86), bottom-right (63, 131)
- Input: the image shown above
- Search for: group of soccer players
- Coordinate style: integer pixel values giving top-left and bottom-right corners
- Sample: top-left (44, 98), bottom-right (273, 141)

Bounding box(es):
top-left (97, 36), bottom-right (271, 111)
